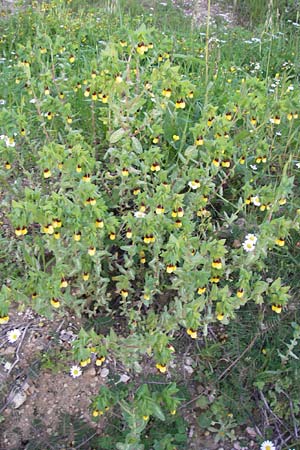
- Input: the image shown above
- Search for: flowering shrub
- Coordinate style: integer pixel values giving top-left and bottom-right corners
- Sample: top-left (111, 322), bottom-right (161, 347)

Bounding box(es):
top-left (0, 1), bottom-right (300, 447)
top-left (1, 0), bottom-right (299, 366)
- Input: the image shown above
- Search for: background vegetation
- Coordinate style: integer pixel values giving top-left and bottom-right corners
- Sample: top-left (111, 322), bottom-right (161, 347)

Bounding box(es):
top-left (0, 0), bottom-right (299, 449)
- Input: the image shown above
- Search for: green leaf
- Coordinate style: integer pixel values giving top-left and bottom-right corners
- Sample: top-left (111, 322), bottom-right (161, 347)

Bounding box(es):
top-left (110, 128), bottom-right (125, 144)
top-left (131, 137), bottom-right (143, 154)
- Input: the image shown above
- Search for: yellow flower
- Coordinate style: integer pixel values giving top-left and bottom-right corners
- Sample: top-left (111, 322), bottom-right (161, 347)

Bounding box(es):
top-left (225, 112), bottom-right (232, 121)
top-left (15, 227), bottom-right (22, 237)
top-left (278, 198), bottom-right (286, 205)
top-left (115, 74), bottom-right (123, 83)
top-left (119, 40), bottom-right (127, 47)
top-left (80, 357), bottom-right (91, 367)
top-left (54, 232), bottom-right (60, 239)
top-left (95, 219), bottom-right (104, 228)
top-left (195, 135), bottom-right (204, 146)
top-left (237, 289), bottom-right (244, 299)
top-left (275, 237), bottom-right (285, 247)
top-left (76, 165), bottom-right (82, 173)
top-left (239, 156), bottom-right (245, 165)
top-left (211, 259), bottom-right (222, 270)
top-left (136, 42), bottom-right (147, 55)
top-left (92, 91), bottom-right (97, 101)
top-left (272, 304), bottom-right (282, 314)
top-left (156, 205), bottom-right (165, 215)
top-left (212, 158), bottom-right (220, 167)
top-left (272, 115), bottom-right (281, 125)
top-left (88, 246), bottom-right (96, 256)
top-left (84, 88), bottom-right (90, 97)
top-left (50, 298), bottom-right (60, 308)
top-left (174, 220), bottom-right (182, 228)
top-left (217, 313), bottom-right (224, 321)
top-left (69, 55), bottom-right (75, 63)
top-left (73, 232), bottom-right (81, 241)
top-left (221, 160), bottom-right (231, 168)
top-left (52, 219), bottom-right (62, 228)
top-left (92, 410), bottom-right (99, 417)
top-left (109, 232), bottom-right (116, 240)
top-left (44, 86), bottom-right (50, 96)
top-left (5, 161), bottom-right (11, 170)
top-left (166, 264), bottom-right (177, 274)
top-left (60, 278), bottom-right (68, 288)
top-left (82, 272), bottom-right (90, 281)
top-left (175, 99), bottom-right (185, 109)
top-left (150, 162), bottom-right (160, 172)
top-left (101, 94), bottom-right (109, 103)
top-left (210, 276), bottom-right (220, 283)
top-left (126, 229), bottom-right (132, 239)
top-left (162, 87), bottom-right (172, 98)
top-left (207, 117), bottom-right (214, 126)
top-left (187, 328), bottom-right (197, 339)
top-left (197, 287), bottom-right (206, 295)
top-left (172, 134), bottom-right (180, 141)
top-left (59, 92), bottom-right (65, 99)
top-left (43, 224), bottom-right (54, 234)
top-left (96, 356), bottom-right (106, 366)
top-left (133, 187), bottom-right (141, 195)
top-left (121, 168), bottom-right (129, 177)
top-left (156, 363), bottom-right (167, 373)
top-left (188, 90), bottom-right (194, 98)
top-left (43, 168), bottom-right (51, 178)
top-left (170, 409), bottom-right (177, 415)
top-left (143, 415), bottom-right (149, 421)
top-left (120, 289), bottom-right (129, 298)
top-left (0, 316), bottom-right (9, 324)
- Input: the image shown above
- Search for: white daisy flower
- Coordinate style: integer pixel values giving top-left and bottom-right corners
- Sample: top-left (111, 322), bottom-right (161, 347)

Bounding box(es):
top-left (134, 211), bottom-right (146, 218)
top-left (250, 196), bottom-right (261, 206)
top-left (5, 137), bottom-right (15, 148)
top-left (260, 440), bottom-right (275, 450)
top-left (245, 234), bottom-right (258, 244)
top-left (7, 328), bottom-right (21, 343)
top-left (296, 162), bottom-right (300, 168)
top-left (70, 365), bottom-right (82, 378)
top-left (242, 239), bottom-right (256, 252)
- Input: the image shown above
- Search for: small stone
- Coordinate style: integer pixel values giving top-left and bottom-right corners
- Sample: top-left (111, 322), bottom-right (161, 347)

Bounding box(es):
top-left (100, 368), bottom-right (109, 378)
top-left (246, 427), bottom-right (257, 438)
top-left (184, 365), bottom-right (194, 374)
top-left (11, 390), bottom-right (27, 409)
top-left (185, 357), bottom-right (194, 366)
top-left (119, 373), bottom-right (130, 383)
top-left (85, 366), bottom-right (96, 377)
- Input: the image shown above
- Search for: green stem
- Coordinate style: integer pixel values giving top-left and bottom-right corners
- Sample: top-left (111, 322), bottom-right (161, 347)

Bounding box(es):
top-left (204, 0), bottom-right (211, 107)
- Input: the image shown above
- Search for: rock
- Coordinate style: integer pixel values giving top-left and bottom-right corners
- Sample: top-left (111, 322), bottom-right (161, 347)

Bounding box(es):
top-left (11, 390), bottom-right (27, 409)
top-left (119, 373), bottom-right (130, 383)
top-left (100, 368), bottom-right (109, 378)
top-left (85, 366), bottom-right (96, 377)
top-left (246, 427), bottom-right (257, 438)
top-left (184, 365), bottom-right (194, 374)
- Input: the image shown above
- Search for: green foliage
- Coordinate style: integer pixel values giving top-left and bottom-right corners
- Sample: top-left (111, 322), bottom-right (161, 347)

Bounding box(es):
top-left (0, 0), bottom-right (300, 448)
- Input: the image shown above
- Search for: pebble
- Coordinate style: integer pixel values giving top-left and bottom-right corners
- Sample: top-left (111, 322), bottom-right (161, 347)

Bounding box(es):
top-left (11, 390), bottom-right (27, 409)
top-left (100, 368), bottom-right (109, 378)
